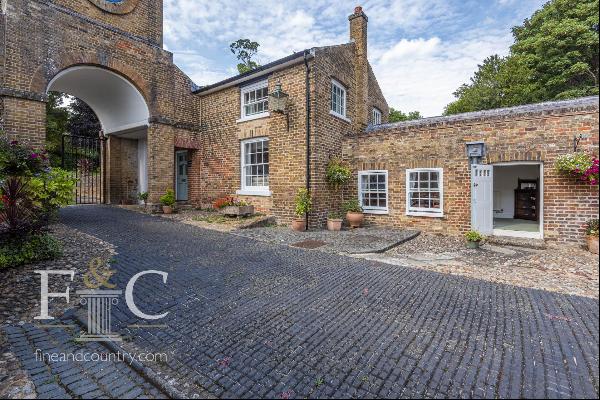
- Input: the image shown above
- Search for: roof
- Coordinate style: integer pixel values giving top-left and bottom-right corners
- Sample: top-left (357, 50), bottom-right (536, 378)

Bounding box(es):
top-left (366, 96), bottom-right (599, 133)
top-left (193, 49), bottom-right (314, 95)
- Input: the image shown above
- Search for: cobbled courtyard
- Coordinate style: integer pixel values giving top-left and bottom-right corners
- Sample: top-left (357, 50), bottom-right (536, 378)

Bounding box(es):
top-left (3, 205), bottom-right (599, 399)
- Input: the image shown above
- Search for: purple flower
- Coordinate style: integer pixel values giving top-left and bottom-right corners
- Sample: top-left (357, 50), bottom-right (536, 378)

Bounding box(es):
top-left (30, 153), bottom-right (39, 159)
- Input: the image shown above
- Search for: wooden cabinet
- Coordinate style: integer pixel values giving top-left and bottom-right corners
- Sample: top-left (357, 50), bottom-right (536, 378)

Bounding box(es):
top-left (514, 179), bottom-right (538, 221)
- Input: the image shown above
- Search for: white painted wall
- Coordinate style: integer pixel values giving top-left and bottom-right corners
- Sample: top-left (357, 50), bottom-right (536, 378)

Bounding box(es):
top-left (137, 139), bottom-right (148, 196)
top-left (493, 164), bottom-right (539, 219)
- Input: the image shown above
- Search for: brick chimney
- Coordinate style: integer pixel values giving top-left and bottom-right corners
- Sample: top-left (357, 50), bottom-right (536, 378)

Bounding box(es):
top-left (349, 6), bottom-right (369, 131)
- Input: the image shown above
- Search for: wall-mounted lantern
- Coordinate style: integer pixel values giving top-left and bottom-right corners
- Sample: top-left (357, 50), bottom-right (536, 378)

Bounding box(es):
top-left (269, 82), bottom-right (290, 130)
top-left (466, 141), bottom-right (485, 165)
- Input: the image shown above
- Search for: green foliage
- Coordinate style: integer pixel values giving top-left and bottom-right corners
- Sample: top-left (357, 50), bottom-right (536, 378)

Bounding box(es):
top-left (0, 234), bottom-right (62, 269)
top-left (465, 230), bottom-right (484, 242)
top-left (342, 199), bottom-right (363, 213)
top-left (555, 153), bottom-right (593, 175)
top-left (67, 97), bottom-right (102, 138)
top-left (327, 211), bottom-right (343, 220)
top-left (388, 108), bottom-right (423, 122)
top-left (445, 0), bottom-right (599, 114)
top-left (294, 188), bottom-right (312, 217)
top-left (0, 135), bottom-right (48, 177)
top-left (45, 92), bottom-right (69, 167)
top-left (137, 191), bottom-right (149, 204)
top-left (230, 39), bottom-right (261, 74)
top-left (326, 158), bottom-right (352, 188)
top-left (586, 218), bottom-right (599, 237)
top-left (159, 189), bottom-right (176, 207)
top-left (29, 168), bottom-right (76, 214)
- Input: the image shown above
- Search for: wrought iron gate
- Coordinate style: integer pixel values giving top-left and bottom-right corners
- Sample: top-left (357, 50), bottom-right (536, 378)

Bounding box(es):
top-left (61, 134), bottom-right (106, 204)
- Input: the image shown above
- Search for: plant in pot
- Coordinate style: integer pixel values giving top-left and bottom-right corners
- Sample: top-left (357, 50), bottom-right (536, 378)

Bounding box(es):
top-left (326, 158), bottom-right (352, 189)
top-left (292, 188), bottom-right (312, 231)
top-left (585, 218), bottom-right (599, 254)
top-left (327, 211), bottom-right (343, 231)
top-left (137, 191), bottom-right (149, 209)
top-left (465, 230), bottom-right (484, 249)
top-left (343, 199), bottom-right (364, 228)
top-left (159, 189), bottom-right (175, 214)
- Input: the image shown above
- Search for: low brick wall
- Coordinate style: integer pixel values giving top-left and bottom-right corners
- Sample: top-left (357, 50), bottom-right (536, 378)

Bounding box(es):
top-left (343, 97), bottom-right (599, 245)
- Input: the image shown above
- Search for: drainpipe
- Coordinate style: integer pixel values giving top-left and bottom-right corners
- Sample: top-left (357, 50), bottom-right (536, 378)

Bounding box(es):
top-left (304, 50), bottom-right (311, 230)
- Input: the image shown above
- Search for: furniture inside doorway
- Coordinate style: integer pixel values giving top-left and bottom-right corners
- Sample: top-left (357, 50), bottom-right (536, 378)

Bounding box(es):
top-left (513, 178), bottom-right (538, 221)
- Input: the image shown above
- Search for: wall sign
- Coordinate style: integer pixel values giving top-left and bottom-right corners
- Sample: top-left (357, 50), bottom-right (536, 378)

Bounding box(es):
top-left (87, 0), bottom-right (141, 14)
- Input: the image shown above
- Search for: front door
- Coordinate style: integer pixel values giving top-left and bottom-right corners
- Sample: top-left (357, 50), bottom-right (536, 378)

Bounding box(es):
top-left (471, 164), bottom-right (493, 234)
top-left (176, 151), bottom-right (188, 201)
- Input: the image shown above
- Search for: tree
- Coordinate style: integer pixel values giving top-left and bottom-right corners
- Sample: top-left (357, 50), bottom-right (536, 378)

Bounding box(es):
top-left (444, 0), bottom-right (599, 114)
top-left (389, 108), bottom-right (423, 122)
top-left (45, 91), bottom-right (69, 166)
top-left (511, 0), bottom-right (599, 99)
top-left (66, 98), bottom-right (101, 138)
top-left (230, 39), bottom-right (260, 74)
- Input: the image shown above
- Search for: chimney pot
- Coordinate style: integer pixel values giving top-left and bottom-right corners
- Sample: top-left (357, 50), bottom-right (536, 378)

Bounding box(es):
top-left (354, 6), bottom-right (362, 14)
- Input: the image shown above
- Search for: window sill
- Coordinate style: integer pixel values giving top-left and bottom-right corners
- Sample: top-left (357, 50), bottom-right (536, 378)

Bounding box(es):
top-left (406, 211), bottom-right (444, 218)
top-left (236, 189), bottom-right (272, 197)
top-left (329, 110), bottom-right (351, 123)
top-left (236, 112), bottom-right (270, 123)
top-left (364, 209), bottom-right (389, 215)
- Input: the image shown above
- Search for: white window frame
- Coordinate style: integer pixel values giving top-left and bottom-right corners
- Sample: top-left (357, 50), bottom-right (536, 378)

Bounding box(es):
top-left (372, 108), bottom-right (382, 125)
top-left (406, 168), bottom-right (444, 217)
top-left (237, 79), bottom-right (270, 122)
top-left (236, 137), bottom-right (271, 196)
top-left (330, 79), bottom-right (350, 122)
top-left (358, 170), bottom-right (389, 214)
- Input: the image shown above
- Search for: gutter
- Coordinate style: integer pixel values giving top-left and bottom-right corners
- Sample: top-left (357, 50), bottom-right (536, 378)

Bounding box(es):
top-left (304, 50), bottom-right (311, 230)
top-left (194, 50), bottom-right (314, 96)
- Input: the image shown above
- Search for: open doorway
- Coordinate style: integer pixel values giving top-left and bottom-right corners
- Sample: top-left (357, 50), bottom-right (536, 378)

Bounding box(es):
top-left (492, 163), bottom-right (543, 239)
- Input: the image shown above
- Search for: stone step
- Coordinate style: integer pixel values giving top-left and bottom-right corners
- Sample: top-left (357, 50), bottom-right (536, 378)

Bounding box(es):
top-left (486, 235), bottom-right (547, 249)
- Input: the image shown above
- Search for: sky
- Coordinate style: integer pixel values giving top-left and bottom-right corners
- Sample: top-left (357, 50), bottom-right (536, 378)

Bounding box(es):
top-left (163, 0), bottom-right (547, 117)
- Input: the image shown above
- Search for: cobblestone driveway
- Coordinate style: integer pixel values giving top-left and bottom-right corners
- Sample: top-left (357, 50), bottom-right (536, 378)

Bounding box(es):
top-left (56, 206), bottom-right (598, 399)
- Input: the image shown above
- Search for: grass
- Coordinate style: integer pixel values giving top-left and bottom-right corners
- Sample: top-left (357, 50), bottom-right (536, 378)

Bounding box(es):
top-left (192, 214), bottom-right (231, 224)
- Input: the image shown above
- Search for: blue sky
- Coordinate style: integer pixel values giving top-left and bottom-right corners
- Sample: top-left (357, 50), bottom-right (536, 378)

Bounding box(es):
top-left (163, 0), bottom-right (546, 116)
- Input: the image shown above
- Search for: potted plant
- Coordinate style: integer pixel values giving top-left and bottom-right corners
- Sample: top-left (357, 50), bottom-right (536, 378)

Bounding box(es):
top-left (137, 191), bottom-right (149, 209)
top-left (159, 189), bottom-right (175, 214)
top-left (327, 211), bottom-right (343, 231)
top-left (292, 188), bottom-right (312, 231)
top-left (585, 218), bottom-right (599, 254)
top-left (465, 230), bottom-right (484, 249)
top-left (343, 199), bottom-right (364, 228)
top-left (221, 199), bottom-right (254, 217)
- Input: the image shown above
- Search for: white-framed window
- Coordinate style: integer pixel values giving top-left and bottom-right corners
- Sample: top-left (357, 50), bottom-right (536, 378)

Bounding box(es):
top-left (358, 170), bottom-right (388, 214)
top-left (372, 108), bottom-right (382, 125)
top-left (238, 137), bottom-right (270, 196)
top-left (406, 168), bottom-right (443, 217)
top-left (330, 79), bottom-right (349, 121)
top-left (239, 79), bottom-right (269, 121)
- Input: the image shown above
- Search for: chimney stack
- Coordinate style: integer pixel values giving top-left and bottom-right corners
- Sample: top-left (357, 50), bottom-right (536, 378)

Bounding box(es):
top-left (349, 6), bottom-right (369, 131)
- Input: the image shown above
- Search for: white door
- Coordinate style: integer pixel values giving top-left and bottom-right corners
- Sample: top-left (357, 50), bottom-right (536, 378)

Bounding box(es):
top-left (471, 164), bottom-right (493, 235)
top-left (176, 151), bottom-right (188, 201)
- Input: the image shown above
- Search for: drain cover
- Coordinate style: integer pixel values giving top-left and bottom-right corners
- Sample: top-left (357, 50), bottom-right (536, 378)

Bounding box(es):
top-left (291, 239), bottom-right (327, 249)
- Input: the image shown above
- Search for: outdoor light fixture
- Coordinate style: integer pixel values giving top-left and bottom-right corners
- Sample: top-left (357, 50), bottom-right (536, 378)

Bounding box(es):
top-left (269, 82), bottom-right (290, 130)
top-left (466, 141), bottom-right (485, 165)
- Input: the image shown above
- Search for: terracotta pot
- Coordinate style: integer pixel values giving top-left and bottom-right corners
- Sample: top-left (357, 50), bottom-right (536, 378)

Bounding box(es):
top-left (587, 235), bottom-right (599, 255)
top-left (291, 218), bottom-right (306, 231)
top-left (466, 240), bottom-right (480, 249)
top-left (162, 205), bottom-right (173, 214)
top-left (346, 212), bottom-right (364, 228)
top-left (327, 218), bottom-right (343, 231)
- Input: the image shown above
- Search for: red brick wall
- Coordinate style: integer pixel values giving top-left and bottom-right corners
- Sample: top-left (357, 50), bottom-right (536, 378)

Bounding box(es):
top-left (343, 98), bottom-right (599, 244)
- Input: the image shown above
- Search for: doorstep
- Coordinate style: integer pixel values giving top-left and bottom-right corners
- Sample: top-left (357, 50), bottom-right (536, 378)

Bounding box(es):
top-left (486, 235), bottom-right (547, 249)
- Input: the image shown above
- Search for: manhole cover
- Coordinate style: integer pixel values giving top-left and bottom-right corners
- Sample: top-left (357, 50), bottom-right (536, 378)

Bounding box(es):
top-left (291, 239), bottom-right (327, 249)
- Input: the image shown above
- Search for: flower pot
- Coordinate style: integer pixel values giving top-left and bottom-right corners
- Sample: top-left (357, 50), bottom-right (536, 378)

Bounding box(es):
top-left (346, 212), bottom-right (364, 228)
top-left (162, 205), bottom-right (173, 214)
top-left (327, 218), bottom-right (342, 231)
top-left (291, 218), bottom-right (306, 231)
top-left (466, 240), bottom-right (480, 249)
top-left (587, 235), bottom-right (599, 254)
top-left (221, 205), bottom-right (255, 217)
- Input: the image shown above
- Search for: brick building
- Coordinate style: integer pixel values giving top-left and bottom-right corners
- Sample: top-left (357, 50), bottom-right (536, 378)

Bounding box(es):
top-left (1, 2), bottom-right (598, 244)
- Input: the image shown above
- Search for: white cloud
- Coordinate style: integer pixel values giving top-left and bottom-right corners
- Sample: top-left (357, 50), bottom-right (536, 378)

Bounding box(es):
top-left (372, 29), bottom-right (513, 116)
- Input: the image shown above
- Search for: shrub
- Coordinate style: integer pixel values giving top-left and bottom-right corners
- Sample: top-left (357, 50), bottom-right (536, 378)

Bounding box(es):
top-left (137, 191), bottom-right (149, 205)
top-left (29, 168), bottom-right (76, 215)
top-left (294, 188), bottom-right (312, 217)
top-left (159, 189), bottom-right (175, 207)
top-left (0, 234), bottom-right (62, 269)
top-left (326, 158), bottom-right (352, 188)
top-left (586, 219), bottom-right (599, 237)
top-left (465, 230), bottom-right (484, 242)
top-left (342, 199), bottom-right (363, 213)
